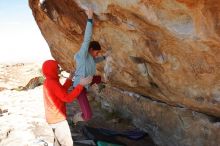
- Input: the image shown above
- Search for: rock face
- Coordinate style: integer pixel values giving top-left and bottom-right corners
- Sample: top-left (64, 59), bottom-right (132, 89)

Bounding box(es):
top-left (29, 0), bottom-right (220, 117)
top-left (29, 0), bottom-right (220, 145)
top-left (95, 86), bottom-right (220, 146)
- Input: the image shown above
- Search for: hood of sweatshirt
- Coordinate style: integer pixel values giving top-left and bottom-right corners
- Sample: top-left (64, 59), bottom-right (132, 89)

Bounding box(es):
top-left (42, 60), bottom-right (59, 80)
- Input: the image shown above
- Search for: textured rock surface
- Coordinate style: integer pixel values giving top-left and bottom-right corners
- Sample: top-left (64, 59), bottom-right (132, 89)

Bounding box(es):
top-left (29, 0), bottom-right (220, 116)
top-left (94, 86), bottom-right (220, 146)
top-left (29, 1), bottom-right (220, 145)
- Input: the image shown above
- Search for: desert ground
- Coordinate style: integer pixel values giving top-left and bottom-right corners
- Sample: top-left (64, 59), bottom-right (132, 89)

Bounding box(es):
top-left (0, 63), bottom-right (53, 146)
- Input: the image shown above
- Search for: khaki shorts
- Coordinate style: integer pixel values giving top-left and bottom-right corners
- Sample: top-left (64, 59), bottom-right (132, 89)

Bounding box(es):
top-left (49, 120), bottom-right (73, 146)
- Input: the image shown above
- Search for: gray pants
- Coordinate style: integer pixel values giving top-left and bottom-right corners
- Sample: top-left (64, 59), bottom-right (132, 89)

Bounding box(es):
top-left (49, 120), bottom-right (73, 146)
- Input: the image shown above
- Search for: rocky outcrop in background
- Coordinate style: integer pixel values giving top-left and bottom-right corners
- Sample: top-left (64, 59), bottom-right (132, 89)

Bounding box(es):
top-left (29, 0), bottom-right (220, 145)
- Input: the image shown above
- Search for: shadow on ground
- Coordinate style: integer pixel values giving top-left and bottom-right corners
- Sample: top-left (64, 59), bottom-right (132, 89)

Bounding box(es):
top-left (66, 94), bottom-right (156, 146)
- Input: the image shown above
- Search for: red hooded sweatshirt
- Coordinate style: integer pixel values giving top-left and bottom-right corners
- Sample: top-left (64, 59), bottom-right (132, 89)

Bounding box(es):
top-left (42, 60), bottom-right (83, 124)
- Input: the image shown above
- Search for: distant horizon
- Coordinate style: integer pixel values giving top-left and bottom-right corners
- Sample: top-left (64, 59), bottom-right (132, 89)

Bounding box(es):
top-left (0, 1), bottom-right (52, 63)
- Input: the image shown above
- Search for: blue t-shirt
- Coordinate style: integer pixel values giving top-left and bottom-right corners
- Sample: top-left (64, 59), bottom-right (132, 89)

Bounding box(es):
top-left (73, 20), bottom-right (96, 89)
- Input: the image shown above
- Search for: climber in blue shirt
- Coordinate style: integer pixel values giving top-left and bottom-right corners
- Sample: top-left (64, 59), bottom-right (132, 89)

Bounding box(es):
top-left (71, 8), bottom-right (109, 124)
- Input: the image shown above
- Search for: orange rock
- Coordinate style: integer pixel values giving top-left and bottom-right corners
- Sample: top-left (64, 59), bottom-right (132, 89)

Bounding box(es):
top-left (29, 0), bottom-right (220, 117)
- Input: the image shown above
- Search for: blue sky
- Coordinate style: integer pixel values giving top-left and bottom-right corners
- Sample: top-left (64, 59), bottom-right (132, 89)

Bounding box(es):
top-left (0, 0), bottom-right (52, 63)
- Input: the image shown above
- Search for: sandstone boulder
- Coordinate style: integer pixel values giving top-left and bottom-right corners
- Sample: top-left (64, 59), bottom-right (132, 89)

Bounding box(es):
top-left (29, 1), bottom-right (220, 145)
top-left (29, 0), bottom-right (220, 117)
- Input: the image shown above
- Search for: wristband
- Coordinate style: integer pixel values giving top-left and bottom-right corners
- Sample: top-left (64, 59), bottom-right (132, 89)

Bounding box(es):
top-left (88, 19), bottom-right (93, 23)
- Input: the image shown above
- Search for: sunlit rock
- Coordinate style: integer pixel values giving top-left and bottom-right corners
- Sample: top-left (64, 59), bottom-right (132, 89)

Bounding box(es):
top-left (29, 0), bottom-right (220, 120)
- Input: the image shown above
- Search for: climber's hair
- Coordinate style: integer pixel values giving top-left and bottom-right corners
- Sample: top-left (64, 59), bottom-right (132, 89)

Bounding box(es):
top-left (89, 41), bottom-right (101, 50)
